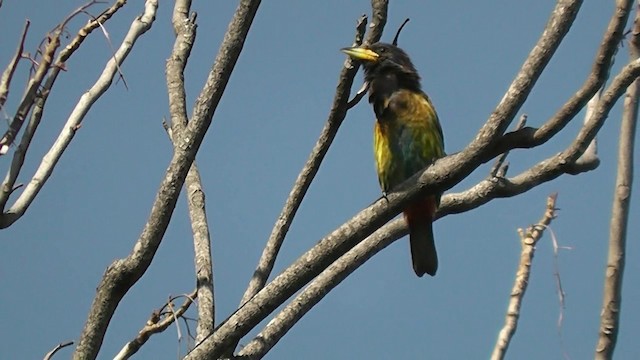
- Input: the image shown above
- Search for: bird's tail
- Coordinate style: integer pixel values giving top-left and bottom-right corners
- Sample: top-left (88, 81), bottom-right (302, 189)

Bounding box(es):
top-left (404, 197), bottom-right (438, 277)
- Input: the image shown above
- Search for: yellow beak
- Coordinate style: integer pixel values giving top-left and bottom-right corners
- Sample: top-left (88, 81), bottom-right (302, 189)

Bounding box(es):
top-left (340, 47), bottom-right (380, 62)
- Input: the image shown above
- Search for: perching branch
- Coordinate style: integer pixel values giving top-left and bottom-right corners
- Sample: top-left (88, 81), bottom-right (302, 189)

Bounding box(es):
top-left (237, 219), bottom-right (406, 359)
top-left (491, 194), bottom-right (559, 360)
top-left (594, 3), bottom-right (639, 357)
top-left (238, 0), bottom-right (387, 309)
top-left (73, 1), bottom-right (260, 359)
top-left (113, 290), bottom-right (198, 360)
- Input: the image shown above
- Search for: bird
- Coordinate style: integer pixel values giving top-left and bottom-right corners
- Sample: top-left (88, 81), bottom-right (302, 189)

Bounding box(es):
top-left (341, 42), bottom-right (445, 277)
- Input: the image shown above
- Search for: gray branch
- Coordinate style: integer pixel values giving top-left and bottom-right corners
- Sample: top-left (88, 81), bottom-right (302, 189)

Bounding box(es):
top-left (238, 0), bottom-right (387, 309)
top-left (72, 1), bottom-right (261, 359)
top-left (165, 0), bottom-right (215, 342)
top-left (594, 3), bottom-right (639, 358)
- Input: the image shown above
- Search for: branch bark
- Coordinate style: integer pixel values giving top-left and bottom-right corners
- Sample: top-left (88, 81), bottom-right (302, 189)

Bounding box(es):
top-left (113, 290), bottom-right (197, 360)
top-left (165, 0), bottom-right (215, 342)
top-left (238, 0), bottom-right (391, 310)
top-left (73, 1), bottom-right (260, 358)
top-left (236, 219), bottom-right (406, 359)
top-left (0, 0), bottom-right (128, 213)
top-left (484, 0), bottom-right (631, 161)
top-left (239, 0), bottom-right (386, 308)
top-left (491, 194), bottom-right (559, 360)
top-left (43, 341), bottom-right (74, 360)
top-left (594, 3), bottom-right (639, 358)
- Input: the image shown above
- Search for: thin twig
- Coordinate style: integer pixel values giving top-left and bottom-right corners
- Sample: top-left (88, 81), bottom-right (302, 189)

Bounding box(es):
top-left (491, 194), bottom-right (559, 360)
top-left (595, 3), bottom-right (639, 357)
top-left (346, 80), bottom-right (369, 109)
top-left (80, 9), bottom-right (129, 90)
top-left (0, 20), bottom-right (30, 111)
top-left (490, 114), bottom-right (527, 178)
top-left (113, 290), bottom-right (197, 360)
top-left (43, 341), bottom-right (74, 360)
top-left (546, 225), bottom-right (572, 360)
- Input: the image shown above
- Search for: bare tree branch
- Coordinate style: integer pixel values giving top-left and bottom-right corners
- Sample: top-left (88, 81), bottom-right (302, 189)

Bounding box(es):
top-left (113, 290), bottom-right (197, 360)
top-left (187, 162), bottom-right (215, 342)
top-left (165, 0), bottom-right (215, 343)
top-left (491, 194), bottom-right (559, 360)
top-left (0, 29), bottom-right (59, 156)
top-left (43, 341), bottom-right (74, 360)
top-left (235, 3), bottom-right (387, 356)
top-left (0, 0), bottom-right (107, 157)
top-left (486, 0), bottom-right (632, 160)
top-left (0, 20), bottom-right (29, 111)
top-left (238, 10), bottom-right (373, 308)
top-left (0, 0), bottom-right (149, 227)
top-left (73, 1), bottom-right (260, 358)
top-left (595, 4), bottom-right (639, 357)
top-left (238, 0), bottom-right (389, 312)
top-left (237, 219), bottom-right (406, 359)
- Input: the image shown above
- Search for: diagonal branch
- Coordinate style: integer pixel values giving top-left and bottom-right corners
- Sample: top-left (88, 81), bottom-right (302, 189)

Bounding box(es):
top-left (491, 194), bottom-right (559, 360)
top-left (470, 0), bottom-right (582, 151)
top-left (0, 20), bottom-right (29, 111)
top-left (238, 8), bottom-right (376, 308)
top-left (73, 1), bottom-right (260, 359)
top-left (485, 0), bottom-right (632, 160)
top-left (236, 219), bottom-right (406, 359)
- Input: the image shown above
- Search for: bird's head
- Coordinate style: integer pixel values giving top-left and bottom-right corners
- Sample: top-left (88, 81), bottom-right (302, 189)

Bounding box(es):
top-left (341, 42), bottom-right (421, 91)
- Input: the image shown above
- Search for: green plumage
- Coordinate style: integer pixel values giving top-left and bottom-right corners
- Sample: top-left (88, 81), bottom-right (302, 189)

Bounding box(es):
top-left (342, 42), bottom-right (445, 277)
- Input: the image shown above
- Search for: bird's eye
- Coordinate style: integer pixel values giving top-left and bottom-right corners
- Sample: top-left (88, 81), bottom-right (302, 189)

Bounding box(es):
top-left (379, 48), bottom-right (386, 53)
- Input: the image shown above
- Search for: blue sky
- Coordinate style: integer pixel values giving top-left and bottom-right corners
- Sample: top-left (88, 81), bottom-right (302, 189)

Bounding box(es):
top-left (0, 1), bottom-right (638, 359)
